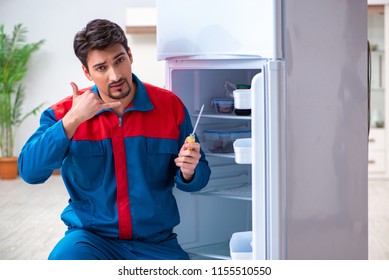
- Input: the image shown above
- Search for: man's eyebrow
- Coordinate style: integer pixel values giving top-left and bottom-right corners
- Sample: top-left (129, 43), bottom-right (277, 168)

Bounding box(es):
top-left (114, 52), bottom-right (126, 59)
top-left (92, 52), bottom-right (127, 69)
top-left (92, 61), bottom-right (106, 69)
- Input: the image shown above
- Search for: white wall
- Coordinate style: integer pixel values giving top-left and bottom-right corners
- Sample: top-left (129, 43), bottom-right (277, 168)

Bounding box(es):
top-left (369, 0), bottom-right (389, 4)
top-left (0, 0), bottom-right (164, 154)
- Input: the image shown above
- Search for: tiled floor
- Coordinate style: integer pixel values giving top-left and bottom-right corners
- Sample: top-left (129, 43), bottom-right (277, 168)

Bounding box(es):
top-left (0, 175), bottom-right (388, 260)
top-left (0, 175), bottom-right (67, 260)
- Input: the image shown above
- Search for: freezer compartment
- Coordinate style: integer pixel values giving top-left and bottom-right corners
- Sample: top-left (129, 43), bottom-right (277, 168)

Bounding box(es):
top-left (156, 0), bottom-right (282, 60)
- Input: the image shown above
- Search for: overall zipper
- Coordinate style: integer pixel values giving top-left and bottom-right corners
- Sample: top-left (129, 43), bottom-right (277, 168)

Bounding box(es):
top-left (118, 116), bottom-right (123, 127)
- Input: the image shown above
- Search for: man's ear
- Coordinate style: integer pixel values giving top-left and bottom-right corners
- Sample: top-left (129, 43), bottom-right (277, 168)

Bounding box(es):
top-left (82, 65), bottom-right (93, 81)
top-left (127, 48), bottom-right (133, 64)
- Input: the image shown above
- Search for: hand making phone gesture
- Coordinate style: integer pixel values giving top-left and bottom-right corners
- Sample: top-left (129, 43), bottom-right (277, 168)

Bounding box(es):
top-left (62, 82), bottom-right (121, 139)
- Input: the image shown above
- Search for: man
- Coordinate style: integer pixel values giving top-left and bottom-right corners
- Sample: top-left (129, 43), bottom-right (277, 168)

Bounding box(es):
top-left (18, 19), bottom-right (211, 260)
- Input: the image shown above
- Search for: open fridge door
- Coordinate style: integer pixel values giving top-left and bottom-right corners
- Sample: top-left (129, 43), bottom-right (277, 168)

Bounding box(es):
top-left (249, 60), bottom-right (285, 260)
top-left (250, 68), bottom-right (267, 260)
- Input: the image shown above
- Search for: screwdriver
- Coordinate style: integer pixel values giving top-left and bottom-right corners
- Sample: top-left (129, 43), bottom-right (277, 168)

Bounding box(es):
top-left (185, 104), bottom-right (205, 150)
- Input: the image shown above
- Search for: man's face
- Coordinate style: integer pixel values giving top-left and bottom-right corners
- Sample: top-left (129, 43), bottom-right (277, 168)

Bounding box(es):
top-left (83, 43), bottom-right (133, 102)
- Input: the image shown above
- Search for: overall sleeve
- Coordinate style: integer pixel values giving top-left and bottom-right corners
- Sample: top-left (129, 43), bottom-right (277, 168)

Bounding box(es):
top-left (18, 108), bottom-right (71, 184)
top-left (175, 107), bottom-right (211, 192)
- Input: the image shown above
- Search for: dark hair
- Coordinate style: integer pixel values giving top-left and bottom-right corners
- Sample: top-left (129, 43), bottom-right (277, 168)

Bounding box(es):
top-left (73, 19), bottom-right (129, 70)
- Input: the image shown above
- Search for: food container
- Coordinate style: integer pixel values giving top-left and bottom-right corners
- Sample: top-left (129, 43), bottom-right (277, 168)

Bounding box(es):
top-left (233, 88), bottom-right (251, 116)
top-left (229, 231), bottom-right (253, 260)
top-left (203, 129), bottom-right (251, 153)
top-left (233, 138), bottom-right (252, 164)
top-left (211, 98), bottom-right (234, 114)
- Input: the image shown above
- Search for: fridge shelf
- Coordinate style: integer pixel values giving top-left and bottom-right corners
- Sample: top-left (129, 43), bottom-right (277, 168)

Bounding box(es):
top-left (186, 241), bottom-right (231, 260)
top-left (194, 184), bottom-right (252, 201)
top-left (204, 152), bottom-right (235, 159)
top-left (193, 113), bottom-right (251, 121)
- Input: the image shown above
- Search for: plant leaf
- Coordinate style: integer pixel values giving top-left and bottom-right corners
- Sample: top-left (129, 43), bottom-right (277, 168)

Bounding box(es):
top-left (0, 23), bottom-right (44, 157)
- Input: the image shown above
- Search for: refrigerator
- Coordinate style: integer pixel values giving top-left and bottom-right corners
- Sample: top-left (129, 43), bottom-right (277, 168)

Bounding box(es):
top-left (156, 0), bottom-right (368, 260)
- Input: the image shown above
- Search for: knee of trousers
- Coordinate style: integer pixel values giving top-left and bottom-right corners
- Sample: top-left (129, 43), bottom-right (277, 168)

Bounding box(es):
top-left (48, 230), bottom-right (108, 260)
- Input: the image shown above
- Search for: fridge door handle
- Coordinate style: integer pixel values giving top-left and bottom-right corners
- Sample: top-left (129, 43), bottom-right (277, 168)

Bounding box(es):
top-left (266, 61), bottom-right (285, 260)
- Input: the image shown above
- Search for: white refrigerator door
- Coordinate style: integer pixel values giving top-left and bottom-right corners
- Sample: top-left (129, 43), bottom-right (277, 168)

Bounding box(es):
top-left (250, 71), bottom-right (267, 260)
top-left (251, 60), bottom-right (285, 260)
top-left (156, 0), bottom-right (282, 60)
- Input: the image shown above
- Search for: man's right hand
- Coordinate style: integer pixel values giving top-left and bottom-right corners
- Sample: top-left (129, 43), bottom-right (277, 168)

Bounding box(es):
top-left (62, 82), bottom-right (121, 139)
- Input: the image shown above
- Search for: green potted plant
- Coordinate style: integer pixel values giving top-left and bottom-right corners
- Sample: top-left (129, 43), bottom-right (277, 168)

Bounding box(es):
top-left (0, 23), bottom-right (44, 179)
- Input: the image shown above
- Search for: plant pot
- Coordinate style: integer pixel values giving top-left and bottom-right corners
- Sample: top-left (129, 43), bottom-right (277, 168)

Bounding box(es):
top-left (0, 157), bottom-right (18, 180)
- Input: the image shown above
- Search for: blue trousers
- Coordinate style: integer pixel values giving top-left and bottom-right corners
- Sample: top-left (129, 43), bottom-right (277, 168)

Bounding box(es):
top-left (48, 229), bottom-right (190, 260)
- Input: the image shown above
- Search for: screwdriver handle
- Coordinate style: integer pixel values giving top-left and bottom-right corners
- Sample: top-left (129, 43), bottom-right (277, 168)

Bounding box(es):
top-left (185, 134), bottom-right (195, 150)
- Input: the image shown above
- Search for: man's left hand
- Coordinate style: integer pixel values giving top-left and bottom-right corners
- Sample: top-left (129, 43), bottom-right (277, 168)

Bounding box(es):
top-left (175, 141), bottom-right (201, 182)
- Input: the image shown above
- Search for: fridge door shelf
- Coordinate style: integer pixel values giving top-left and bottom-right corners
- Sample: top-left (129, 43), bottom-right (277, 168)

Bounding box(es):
top-left (233, 138), bottom-right (252, 164)
top-left (229, 231), bottom-right (253, 260)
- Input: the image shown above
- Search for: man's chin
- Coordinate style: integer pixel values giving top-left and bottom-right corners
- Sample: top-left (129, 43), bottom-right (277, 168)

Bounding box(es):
top-left (109, 90), bottom-right (130, 100)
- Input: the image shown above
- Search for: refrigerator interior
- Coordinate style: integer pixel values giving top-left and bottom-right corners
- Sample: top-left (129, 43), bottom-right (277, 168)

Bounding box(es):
top-left (167, 60), bottom-right (264, 259)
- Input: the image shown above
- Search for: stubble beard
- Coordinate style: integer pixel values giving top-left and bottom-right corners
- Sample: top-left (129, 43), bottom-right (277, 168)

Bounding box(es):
top-left (108, 78), bottom-right (131, 100)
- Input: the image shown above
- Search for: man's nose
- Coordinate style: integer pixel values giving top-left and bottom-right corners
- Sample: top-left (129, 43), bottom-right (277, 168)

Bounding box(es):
top-left (108, 67), bottom-right (121, 82)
